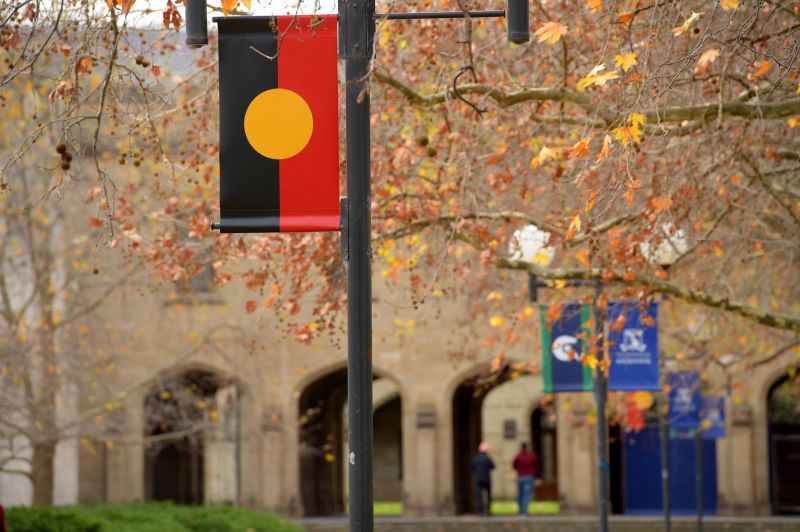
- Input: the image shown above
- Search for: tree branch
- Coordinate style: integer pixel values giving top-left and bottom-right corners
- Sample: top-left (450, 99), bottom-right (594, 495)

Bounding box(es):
top-left (496, 259), bottom-right (800, 332)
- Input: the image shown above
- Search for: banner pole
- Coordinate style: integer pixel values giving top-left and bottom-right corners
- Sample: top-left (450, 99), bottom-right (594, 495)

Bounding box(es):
top-left (592, 281), bottom-right (609, 532)
top-left (344, 1), bottom-right (375, 531)
top-left (696, 429), bottom-right (703, 532)
top-left (660, 392), bottom-right (671, 532)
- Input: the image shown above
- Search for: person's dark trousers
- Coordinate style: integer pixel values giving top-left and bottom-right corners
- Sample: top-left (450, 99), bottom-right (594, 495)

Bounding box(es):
top-left (475, 480), bottom-right (492, 515)
top-left (517, 475), bottom-right (534, 514)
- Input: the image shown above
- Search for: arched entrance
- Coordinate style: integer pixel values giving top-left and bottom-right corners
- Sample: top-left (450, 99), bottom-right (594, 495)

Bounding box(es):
top-left (144, 369), bottom-right (239, 504)
top-left (452, 363), bottom-right (544, 514)
top-left (768, 369), bottom-right (800, 514)
top-left (298, 368), bottom-right (403, 516)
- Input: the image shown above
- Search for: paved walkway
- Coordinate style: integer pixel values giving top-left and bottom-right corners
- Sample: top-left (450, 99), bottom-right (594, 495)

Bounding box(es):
top-left (297, 515), bottom-right (800, 532)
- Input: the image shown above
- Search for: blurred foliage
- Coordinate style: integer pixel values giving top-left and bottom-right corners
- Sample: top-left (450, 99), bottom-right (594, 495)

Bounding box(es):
top-left (5, 502), bottom-right (300, 532)
top-left (769, 371), bottom-right (800, 425)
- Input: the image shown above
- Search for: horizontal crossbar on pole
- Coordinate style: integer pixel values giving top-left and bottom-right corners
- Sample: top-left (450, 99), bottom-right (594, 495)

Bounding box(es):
top-left (374, 10), bottom-right (506, 20)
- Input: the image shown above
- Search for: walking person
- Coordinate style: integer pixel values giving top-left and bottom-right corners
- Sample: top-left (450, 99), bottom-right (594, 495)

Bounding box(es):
top-left (512, 442), bottom-right (540, 515)
top-left (469, 441), bottom-right (495, 515)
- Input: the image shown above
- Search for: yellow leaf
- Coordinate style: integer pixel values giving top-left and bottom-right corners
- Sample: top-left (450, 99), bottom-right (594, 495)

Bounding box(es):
top-left (720, 0), bottom-right (739, 11)
top-left (748, 60), bottom-right (772, 81)
top-left (576, 248), bottom-right (590, 267)
top-left (586, 0), bottom-right (602, 13)
top-left (489, 316), bottom-right (505, 328)
top-left (627, 112), bottom-right (646, 128)
top-left (553, 279), bottom-right (568, 289)
top-left (614, 52), bottom-right (637, 73)
top-left (530, 145), bottom-right (559, 168)
top-left (697, 48), bottom-right (720, 68)
top-left (614, 125), bottom-right (642, 146)
top-left (524, 306), bottom-right (534, 318)
top-left (583, 354), bottom-right (598, 369)
top-left (788, 117), bottom-right (799, 128)
top-left (486, 291), bottom-right (504, 301)
top-left (534, 21), bottom-right (568, 45)
top-left (672, 11), bottom-right (704, 36)
top-left (577, 64), bottom-right (619, 91)
top-left (240, 0), bottom-right (251, 9)
top-left (566, 214), bottom-right (582, 240)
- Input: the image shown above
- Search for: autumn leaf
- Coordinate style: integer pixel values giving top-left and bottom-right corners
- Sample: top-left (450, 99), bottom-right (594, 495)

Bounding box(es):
top-left (597, 134), bottom-right (612, 161)
top-left (530, 145), bottom-right (559, 168)
top-left (577, 64), bottom-right (619, 91)
top-left (567, 134), bottom-right (593, 159)
top-left (788, 117), bottom-right (799, 128)
top-left (565, 214), bottom-right (582, 240)
top-left (245, 300), bottom-right (257, 313)
top-left (617, 11), bottom-right (634, 25)
top-left (614, 52), bottom-right (637, 73)
top-left (748, 60), bottom-right (772, 81)
top-left (672, 11), bottom-right (704, 36)
top-left (534, 21), bottom-right (568, 45)
top-left (584, 190), bottom-right (597, 213)
top-left (576, 248), bottom-right (590, 267)
top-left (697, 48), bottom-right (720, 68)
top-left (613, 113), bottom-right (645, 146)
top-left (720, 0), bottom-right (739, 11)
top-left (586, 0), bottom-right (602, 14)
top-left (648, 196), bottom-right (673, 212)
top-left (76, 56), bottom-right (93, 75)
top-left (489, 316), bottom-right (505, 328)
top-left (240, 0), bottom-right (251, 9)
top-left (88, 217), bottom-right (104, 227)
top-left (221, 0), bottom-right (237, 15)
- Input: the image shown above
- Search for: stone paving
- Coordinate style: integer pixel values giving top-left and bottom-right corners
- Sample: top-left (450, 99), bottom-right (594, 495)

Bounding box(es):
top-left (297, 515), bottom-right (800, 532)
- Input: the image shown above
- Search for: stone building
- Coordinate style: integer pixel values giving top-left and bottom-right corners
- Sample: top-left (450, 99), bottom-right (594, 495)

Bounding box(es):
top-left (0, 266), bottom-right (798, 517)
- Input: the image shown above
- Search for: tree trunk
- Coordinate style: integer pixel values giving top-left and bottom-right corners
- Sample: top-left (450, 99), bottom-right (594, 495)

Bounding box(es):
top-left (31, 441), bottom-right (56, 506)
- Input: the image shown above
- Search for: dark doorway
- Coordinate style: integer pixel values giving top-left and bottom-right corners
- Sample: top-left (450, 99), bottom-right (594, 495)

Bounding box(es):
top-left (768, 370), bottom-right (800, 514)
top-left (530, 406), bottom-right (558, 501)
top-left (374, 396), bottom-right (402, 502)
top-left (299, 371), bottom-right (403, 516)
top-left (144, 369), bottom-right (229, 504)
top-left (451, 364), bottom-right (514, 515)
top-left (298, 368), bottom-right (348, 516)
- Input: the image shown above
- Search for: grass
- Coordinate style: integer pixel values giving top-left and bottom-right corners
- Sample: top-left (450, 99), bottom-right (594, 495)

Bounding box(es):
top-left (5, 502), bottom-right (301, 532)
top-left (373, 500), bottom-right (560, 516)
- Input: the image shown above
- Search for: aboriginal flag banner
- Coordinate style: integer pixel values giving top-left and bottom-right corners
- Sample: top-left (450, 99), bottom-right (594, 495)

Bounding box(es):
top-left (214, 16), bottom-right (339, 233)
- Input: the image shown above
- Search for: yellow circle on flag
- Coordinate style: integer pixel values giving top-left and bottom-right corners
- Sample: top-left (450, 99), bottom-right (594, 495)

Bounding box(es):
top-left (243, 88), bottom-right (313, 160)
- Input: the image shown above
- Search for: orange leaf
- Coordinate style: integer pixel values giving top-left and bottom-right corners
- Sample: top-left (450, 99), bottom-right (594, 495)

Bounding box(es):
top-left (648, 196), bottom-right (672, 212)
top-left (565, 214), bottom-right (582, 240)
top-left (245, 300), bottom-right (257, 313)
top-left (221, 0), bottom-right (237, 15)
top-left (617, 11), bottom-right (634, 25)
top-left (88, 217), bottom-right (104, 228)
top-left (576, 248), bottom-right (590, 267)
top-left (748, 60), bottom-right (772, 81)
top-left (567, 135), bottom-right (593, 159)
top-left (624, 188), bottom-right (635, 205)
top-left (584, 190), bottom-right (597, 213)
top-left (534, 21), bottom-right (568, 45)
top-left (586, 0), bottom-right (602, 13)
top-left (622, 270), bottom-right (635, 282)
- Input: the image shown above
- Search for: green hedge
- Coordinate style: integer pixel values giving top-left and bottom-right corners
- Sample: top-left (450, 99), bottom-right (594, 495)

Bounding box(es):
top-left (5, 502), bottom-right (301, 532)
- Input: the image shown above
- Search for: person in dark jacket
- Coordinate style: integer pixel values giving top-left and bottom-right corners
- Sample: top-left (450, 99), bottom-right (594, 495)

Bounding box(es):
top-left (469, 441), bottom-right (495, 515)
top-left (512, 442), bottom-right (540, 515)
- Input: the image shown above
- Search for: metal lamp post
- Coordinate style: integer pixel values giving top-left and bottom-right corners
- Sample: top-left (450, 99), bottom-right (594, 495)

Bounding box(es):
top-left (511, 225), bottom-right (609, 532)
top-left (640, 225), bottom-right (688, 532)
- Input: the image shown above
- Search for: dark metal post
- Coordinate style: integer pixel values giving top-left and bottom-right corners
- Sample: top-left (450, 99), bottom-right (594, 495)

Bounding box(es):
top-left (660, 393), bottom-right (671, 532)
top-left (695, 429), bottom-right (703, 532)
top-left (506, 0), bottom-right (530, 43)
top-left (592, 282), bottom-right (609, 532)
top-left (184, 0), bottom-right (208, 47)
top-left (344, 1), bottom-right (375, 530)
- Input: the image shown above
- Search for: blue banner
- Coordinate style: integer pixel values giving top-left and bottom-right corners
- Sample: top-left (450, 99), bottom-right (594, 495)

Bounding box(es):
top-left (700, 395), bottom-right (726, 439)
top-left (607, 301), bottom-right (660, 391)
top-left (668, 372), bottom-right (701, 429)
top-left (540, 303), bottom-right (593, 392)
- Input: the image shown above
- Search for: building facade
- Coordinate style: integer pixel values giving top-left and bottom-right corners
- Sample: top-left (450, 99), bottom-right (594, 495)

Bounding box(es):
top-left (0, 274), bottom-right (798, 517)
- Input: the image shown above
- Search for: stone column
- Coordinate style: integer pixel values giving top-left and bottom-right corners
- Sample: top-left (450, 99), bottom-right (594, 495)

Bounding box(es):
top-left (405, 403), bottom-right (438, 516)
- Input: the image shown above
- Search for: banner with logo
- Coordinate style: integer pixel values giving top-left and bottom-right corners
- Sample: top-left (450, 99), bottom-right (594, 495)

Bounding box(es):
top-left (699, 395), bottom-right (726, 439)
top-left (607, 301), bottom-right (660, 391)
top-left (540, 303), bottom-right (593, 393)
top-left (667, 371), bottom-right (701, 429)
top-left (214, 15), bottom-right (340, 233)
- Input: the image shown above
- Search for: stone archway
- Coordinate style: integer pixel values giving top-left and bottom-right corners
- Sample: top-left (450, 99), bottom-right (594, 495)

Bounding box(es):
top-left (767, 369), bottom-right (800, 514)
top-left (451, 362), bottom-right (541, 514)
top-left (298, 368), bottom-right (404, 516)
top-left (143, 368), bottom-right (239, 505)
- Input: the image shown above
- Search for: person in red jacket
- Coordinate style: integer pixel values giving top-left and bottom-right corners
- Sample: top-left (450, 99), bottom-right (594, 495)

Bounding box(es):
top-left (512, 442), bottom-right (540, 515)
